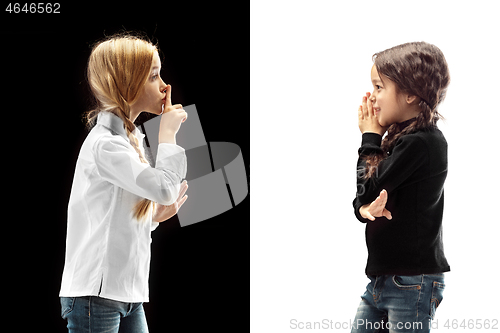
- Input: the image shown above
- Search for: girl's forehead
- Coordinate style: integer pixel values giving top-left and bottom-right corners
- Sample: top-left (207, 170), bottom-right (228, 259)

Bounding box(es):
top-left (152, 51), bottom-right (161, 68)
top-left (371, 65), bottom-right (382, 82)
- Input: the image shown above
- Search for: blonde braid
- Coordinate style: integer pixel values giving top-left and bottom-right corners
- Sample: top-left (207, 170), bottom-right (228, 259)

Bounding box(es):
top-left (115, 96), bottom-right (157, 220)
top-left (86, 34), bottom-right (159, 221)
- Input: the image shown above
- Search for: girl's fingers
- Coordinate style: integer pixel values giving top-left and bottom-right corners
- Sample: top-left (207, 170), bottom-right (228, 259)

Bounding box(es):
top-left (177, 195), bottom-right (188, 209)
top-left (362, 96), bottom-right (368, 118)
top-left (162, 104), bottom-right (183, 114)
top-left (366, 211), bottom-right (375, 221)
top-left (380, 189), bottom-right (388, 203)
top-left (367, 97), bottom-right (374, 116)
top-left (365, 189), bottom-right (392, 221)
top-left (178, 181), bottom-right (188, 199)
top-left (165, 85), bottom-right (172, 107)
top-left (361, 92), bottom-right (374, 117)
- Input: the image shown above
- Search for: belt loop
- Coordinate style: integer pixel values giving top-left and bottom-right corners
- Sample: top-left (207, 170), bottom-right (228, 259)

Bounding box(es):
top-left (127, 302), bottom-right (133, 316)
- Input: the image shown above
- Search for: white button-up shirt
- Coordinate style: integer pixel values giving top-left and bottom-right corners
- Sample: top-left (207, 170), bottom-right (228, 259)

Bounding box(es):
top-left (59, 112), bottom-right (187, 302)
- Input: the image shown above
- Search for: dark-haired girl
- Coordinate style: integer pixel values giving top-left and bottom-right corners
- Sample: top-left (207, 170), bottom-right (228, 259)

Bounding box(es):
top-left (351, 42), bottom-right (450, 333)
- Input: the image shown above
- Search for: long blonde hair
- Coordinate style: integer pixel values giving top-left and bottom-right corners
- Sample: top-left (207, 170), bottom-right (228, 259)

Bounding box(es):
top-left (85, 34), bottom-right (157, 220)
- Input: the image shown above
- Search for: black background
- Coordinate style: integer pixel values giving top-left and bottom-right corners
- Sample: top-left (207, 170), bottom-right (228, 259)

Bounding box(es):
top-left (2, 2), bottom-right (249, 331)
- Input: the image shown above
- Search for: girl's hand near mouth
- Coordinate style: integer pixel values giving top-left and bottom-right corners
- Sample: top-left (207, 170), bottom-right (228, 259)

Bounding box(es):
top-left (159, 85), bottom-right (188, 144)
top-left (358, 92), bottom-right (388, 136)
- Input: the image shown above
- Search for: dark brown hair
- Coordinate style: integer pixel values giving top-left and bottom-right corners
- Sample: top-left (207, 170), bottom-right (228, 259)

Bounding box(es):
top-left (364, 41), bottom-right (450, 178)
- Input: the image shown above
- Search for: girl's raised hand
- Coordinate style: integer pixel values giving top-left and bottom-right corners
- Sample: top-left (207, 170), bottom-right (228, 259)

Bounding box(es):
top-left (358, 92), bottom-right (387, 136)
top-left (159, 85), bottom-right (188, 144)
top-left (359, 189), bottom-right (392, 221)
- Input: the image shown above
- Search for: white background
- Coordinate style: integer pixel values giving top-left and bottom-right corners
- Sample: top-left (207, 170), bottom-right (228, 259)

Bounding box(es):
top-left (251, 0), bottom-right (500, 332)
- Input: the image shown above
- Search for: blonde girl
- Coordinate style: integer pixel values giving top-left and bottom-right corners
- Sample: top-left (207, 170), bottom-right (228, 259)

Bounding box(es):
top-left (59, 34), bottom-right (188, 333)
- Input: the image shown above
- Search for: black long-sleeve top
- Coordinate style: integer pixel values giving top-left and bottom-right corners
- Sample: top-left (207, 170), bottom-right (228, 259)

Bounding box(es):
top-left (353, 119), bottom-right (450, 276)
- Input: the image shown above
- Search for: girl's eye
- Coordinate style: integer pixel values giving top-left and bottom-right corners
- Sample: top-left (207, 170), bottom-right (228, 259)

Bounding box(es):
top-left (376, 85), bottom-right (382, 90)
top-left (151, 74), bottom-right (158, 80)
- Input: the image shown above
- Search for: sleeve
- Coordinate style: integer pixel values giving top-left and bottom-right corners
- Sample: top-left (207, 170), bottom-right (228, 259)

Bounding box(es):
top-left (94, 135), bottom-right (187, 206)
top-left (352, 132), bottom-right (428, 222)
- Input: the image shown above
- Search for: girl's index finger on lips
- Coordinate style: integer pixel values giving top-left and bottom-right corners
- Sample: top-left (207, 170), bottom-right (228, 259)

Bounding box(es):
top-left (164, 84), bottom-right (172, 107)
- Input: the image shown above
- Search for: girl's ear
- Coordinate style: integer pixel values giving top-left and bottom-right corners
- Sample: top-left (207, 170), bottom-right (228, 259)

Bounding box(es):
top-left (406, 95), bottom-right (420, 105)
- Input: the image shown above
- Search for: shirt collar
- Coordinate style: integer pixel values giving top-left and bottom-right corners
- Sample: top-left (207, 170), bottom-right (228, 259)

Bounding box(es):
top-left (397, 117), bottom-right (417, 131)
top-left (97, 111), bottom-right (144, 141)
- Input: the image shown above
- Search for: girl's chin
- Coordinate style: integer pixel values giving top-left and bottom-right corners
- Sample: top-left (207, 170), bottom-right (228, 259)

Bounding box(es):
top-left (378, 118), bottom-right (389, 127)
top-left (148, 107), bottom-right (163, 116)
top-left (144, 103), bottom-right (165, 116)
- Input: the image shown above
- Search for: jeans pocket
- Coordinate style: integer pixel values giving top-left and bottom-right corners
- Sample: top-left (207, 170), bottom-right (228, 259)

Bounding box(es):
top-left (392, 275), bottom-right (423, 290)
top-left (430, 281), bottom-right (445, 319)
top-left (60, 297), bottom-right (76, 319)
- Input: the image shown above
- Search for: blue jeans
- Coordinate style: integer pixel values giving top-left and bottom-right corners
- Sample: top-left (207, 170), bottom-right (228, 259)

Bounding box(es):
top-left (351, 274), bottom-right (445, 333)
top-left (60, 296), bottom-right (148, 333)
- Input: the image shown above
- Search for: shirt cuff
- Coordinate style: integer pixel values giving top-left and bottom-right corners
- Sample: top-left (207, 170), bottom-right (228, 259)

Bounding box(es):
top-left (361, 132), bottom-right (382, 147)
top-left (353, 199), bottom-right (368, 223)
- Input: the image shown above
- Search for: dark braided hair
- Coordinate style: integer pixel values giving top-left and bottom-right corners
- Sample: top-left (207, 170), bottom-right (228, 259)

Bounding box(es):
top-left (364, 42), bottom-right (450, 179)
